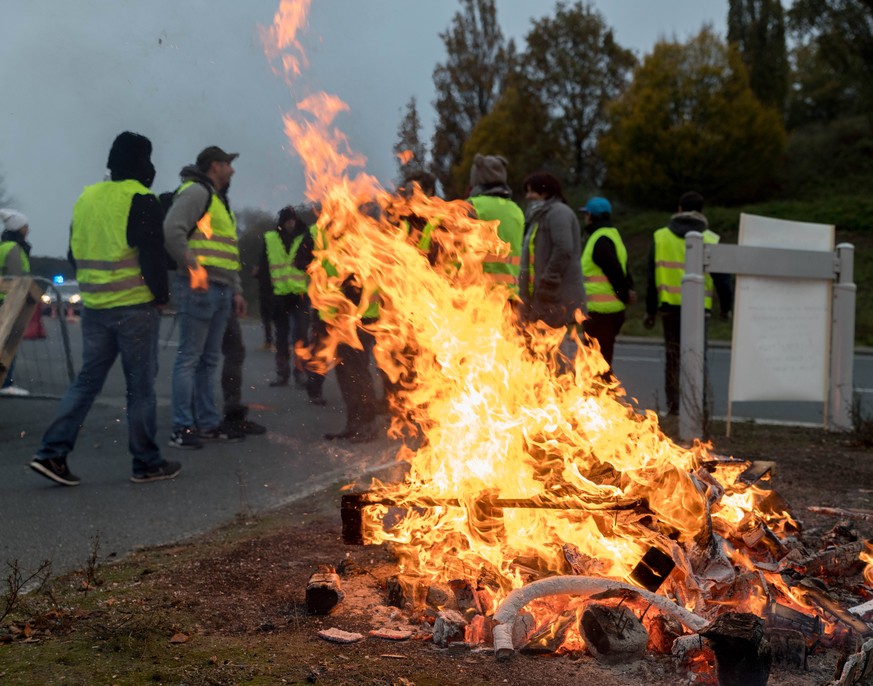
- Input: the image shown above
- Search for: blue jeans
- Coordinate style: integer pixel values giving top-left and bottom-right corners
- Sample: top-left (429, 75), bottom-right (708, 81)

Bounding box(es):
top-left (37, 304), bottom-right (163, 476)
top-left (171, 276), bottom-right (232, 432)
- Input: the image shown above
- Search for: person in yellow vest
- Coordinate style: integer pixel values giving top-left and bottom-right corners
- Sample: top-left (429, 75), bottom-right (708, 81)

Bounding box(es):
top-left (29, 131), bottom-right (177, 486)
top-left (467, 154), bottom-right (524, 299)
top-left (262, 205), bottom-right (314, 388)
top-left (164, 146), bottom-right (247, 450)
top-left (579, 196), bottom-right (635, 371)
top-left (0, 209), bottom-right (33, 396)
top-left (643, 191), bottom-right (733, 416)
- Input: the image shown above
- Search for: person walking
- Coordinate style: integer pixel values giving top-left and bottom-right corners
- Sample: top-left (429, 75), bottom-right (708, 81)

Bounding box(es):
top-left (29, 131), bottom-right (178, 485)
top-left (0, 209), bottom-right (33, 396)
top-left (467, 154), bottom-right (524, 299)
top-left (163, 145), bottom-right (246, 449)
top-left (518, 171), bottom-right (586, 361)
top-left (263, 205), bottom-right (313, 388)
top-left (644, 191), bottom-right (733, 416)
top-left (579, 196), bottom-right (634, 371)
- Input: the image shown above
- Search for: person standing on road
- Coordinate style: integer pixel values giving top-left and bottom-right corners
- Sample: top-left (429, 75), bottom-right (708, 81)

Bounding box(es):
top-left (644, 191), bottom-right (733, 416)
top-left (163, 146), bottom-right (247, 450)
top-left (29, 131), bottom-right (177, 486)
top-left (263, 205), bottom-right (313, 389)
top-left (0, 209), bottom-right (33, 396)
top-left (518, 171), bottom-right (586, 362)
top-left (579, 196), bottom-right (634, 371)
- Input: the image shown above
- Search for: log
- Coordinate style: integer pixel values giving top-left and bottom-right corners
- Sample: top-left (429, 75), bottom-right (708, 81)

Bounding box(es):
top-left (699, 612), bottom-right (771, 686)
top-left (305, 571), bottom-right (344, 615)
top-left (521, 610), bottom-right (575, 654)
top-left (432, 609), bottom-right (466, 647)
top-left (580, 602), bottom-right (648, 664)
top-left (767, 628), bottom-right (807, 670)
top-left (448, 579), bottom-right (482, 619)
top-left (786, 540), bottom-right (869, 578)
top-left (491, 576), bottom-right (708, 661)
top-left (809, 506), bottom-right (873, 522)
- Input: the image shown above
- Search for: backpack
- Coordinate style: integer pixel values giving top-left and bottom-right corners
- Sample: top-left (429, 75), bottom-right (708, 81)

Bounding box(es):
top-left (159, 181), bottom-right (213, 271)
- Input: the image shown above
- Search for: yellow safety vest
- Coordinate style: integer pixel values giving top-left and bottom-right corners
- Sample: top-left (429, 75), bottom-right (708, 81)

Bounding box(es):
top-left (581, 227), bottom-right (627, 314)
top-left (70, 180), bottom-right (154, 309)
top-left (265, 230), bottom-right (307, 296)
top-left (312, 224), bottom-right (379, 321)
top-left (653, 227), bottom-right (719, 310)
top-left (0, 241), bottom-right (30, 304)
top-left (181, 181), bottom-right (240, 272)
top-left (471, 195), bottom-right (524, 296)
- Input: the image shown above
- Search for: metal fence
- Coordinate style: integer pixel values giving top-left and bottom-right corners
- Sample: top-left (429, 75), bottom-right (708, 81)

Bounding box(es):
top-left (5, 277), bottom-right (76, 399)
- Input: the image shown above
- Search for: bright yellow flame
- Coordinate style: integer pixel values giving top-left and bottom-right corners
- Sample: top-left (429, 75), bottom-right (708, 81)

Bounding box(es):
top-left (262, 0), bottom-right (836, 645)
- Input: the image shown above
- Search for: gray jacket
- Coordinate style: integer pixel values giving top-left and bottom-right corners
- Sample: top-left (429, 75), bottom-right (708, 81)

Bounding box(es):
top-left (163, 165), bottom-right (241, 294)
top-left (518, 198), bottom-right (586, 327)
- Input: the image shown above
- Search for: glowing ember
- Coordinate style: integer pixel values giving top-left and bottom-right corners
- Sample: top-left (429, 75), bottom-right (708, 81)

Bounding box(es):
top-left (261, 0), bottom-right (873, 657)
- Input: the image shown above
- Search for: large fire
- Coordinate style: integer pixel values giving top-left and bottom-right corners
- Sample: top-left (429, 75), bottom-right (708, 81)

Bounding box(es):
top-left (261, 0), bottom-right (871, 658)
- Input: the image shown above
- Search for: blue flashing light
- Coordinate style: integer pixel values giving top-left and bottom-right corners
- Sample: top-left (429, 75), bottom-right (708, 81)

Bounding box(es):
top-left (52, 275), bottom-right (64, 285)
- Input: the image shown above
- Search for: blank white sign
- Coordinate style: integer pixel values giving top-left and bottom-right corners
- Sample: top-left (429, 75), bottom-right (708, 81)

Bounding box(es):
top-left (729, 214), bottom-right (834, 403)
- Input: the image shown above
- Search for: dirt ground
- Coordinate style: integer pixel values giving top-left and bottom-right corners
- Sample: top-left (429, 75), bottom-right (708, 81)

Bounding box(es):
top-left (1, 420), bottom-right (871, 686)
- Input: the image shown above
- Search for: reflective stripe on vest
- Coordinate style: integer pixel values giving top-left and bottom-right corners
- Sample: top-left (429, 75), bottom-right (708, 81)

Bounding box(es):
top-left (265, 230), bottom-right (307, 295)
top-left (471, 195), bottom-right (524, 295)
top-left (581, 227), bottom-right (627, 314)
top-left (653, 227), bottom-right (719, 310)
top-left (70, 180), bottom-right (154, 309)
top-left (180, 181), bottom-right (241, 271)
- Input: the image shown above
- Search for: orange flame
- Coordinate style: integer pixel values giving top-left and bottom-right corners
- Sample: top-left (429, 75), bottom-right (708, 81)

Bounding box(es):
top-left (262, 0), bottom-right (844, 649)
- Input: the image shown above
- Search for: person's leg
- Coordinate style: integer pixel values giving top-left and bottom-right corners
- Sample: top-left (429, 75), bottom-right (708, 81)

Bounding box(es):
top-left (192, 283), bottom-right (233, 433)
top-left (662, 309), bottom-right (681, 415)
top-left (35, 307), bottom-right (118, 460)
top-left (290, 295), bottom-right (310, 386)
top-left (305, 313), bottom-right (327, 404)
top-left (272, 295), bottom-right (291, 384)
top-left (258, 282), bottom-right (273, 347)
top-left (170, 276), bottom-right (213, 432)
top-left (328, 332), bottom-right (377, 440)
top-left (115, 304), bottom-right (166, 476)
top-left (221, 312), bottom-right (246, 417)
top-left (1, 355), bottom-right (17, 389)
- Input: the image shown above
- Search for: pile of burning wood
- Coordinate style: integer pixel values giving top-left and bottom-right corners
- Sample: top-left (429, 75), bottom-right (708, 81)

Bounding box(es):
top-left (325, 458), bottom-right (873, 686)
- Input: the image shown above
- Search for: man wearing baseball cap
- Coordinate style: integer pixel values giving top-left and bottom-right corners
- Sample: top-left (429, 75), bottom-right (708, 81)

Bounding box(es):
top-left (579, 196), bottom-right (634, 372)
top-left (163, 145), bottom-right (247, 449)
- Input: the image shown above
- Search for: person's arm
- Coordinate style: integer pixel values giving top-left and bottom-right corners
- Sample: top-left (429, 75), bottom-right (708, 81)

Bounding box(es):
top-left (591, 236), bottom-right (630, 303)
top-left (128, 194), bottom-right (169, 305)
top-left (162, 183), bottom-right (211, 271)
top-left (537, 204), bottom-right (575, 298)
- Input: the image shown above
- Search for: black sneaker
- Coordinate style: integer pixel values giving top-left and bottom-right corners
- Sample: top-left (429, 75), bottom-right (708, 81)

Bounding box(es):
top-left (29, 457), bottom-right (81, 486)
top-left (168, 427), bottom-right (203, 450)
top-left (130, 460), bottom-right (181, 484)
top-left (199, 425), bottom-right (245, 442)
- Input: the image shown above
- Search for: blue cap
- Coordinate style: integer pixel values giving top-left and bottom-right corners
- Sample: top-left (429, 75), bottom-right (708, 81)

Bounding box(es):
top-left (581, 196), bottom-right (611, 215)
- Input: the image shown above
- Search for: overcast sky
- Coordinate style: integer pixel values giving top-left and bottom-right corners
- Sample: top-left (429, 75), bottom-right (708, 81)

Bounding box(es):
top-left (2, 0), bottom-right (728, 257)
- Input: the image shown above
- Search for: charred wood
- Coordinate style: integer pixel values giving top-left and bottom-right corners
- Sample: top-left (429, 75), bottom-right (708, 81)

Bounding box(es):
top-left (580, 602), bottom-right (648, 664)
top-left (305, 571), bottom-right (344, 615)
top-left (700, 612), bottom-right (772, 686)
top-left (432, 609), bottom-right (466, 647)
top-left (767, 628), bottom-right (807, 670)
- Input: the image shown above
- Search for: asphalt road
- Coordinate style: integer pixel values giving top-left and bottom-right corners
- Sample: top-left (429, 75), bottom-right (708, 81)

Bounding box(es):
top-left (2, 316), bottom-right (871, 576)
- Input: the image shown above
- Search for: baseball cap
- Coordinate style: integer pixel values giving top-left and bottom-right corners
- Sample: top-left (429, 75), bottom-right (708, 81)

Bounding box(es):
top-left (196, 146), bottom-right (239, 171)
top-left (581, 196), bottom-right (612, 215)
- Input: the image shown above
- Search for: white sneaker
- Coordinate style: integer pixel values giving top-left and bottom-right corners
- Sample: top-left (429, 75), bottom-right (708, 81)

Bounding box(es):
top-left (0, 386), bottom-right (30, 397)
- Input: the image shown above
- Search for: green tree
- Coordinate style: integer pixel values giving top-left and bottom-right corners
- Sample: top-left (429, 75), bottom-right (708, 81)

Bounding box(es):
top-left (453, 77), bottom-right (560, 195)
top-left (789, 0), bottom-right (873, 116)
top-left (598, 28), bottom-right (787, 208)
top-left (393, 97), bottom-right (428, 186)
top-left (431, 0), bottom-right (514, 198)
top-left (786, 38), bottom-right (864, 128)
top-left (522, 1), bottom-right (636, 187)
top-left (728, 0), bottom-right (789, 113)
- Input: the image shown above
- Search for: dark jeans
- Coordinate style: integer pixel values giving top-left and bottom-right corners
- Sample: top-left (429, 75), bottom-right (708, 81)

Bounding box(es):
top-left (36, 304), bottom-right (164, 476)
top-left (221, 312), bottom-right (246, 420)
top-left (582, 310), bottom-right (625, 368)
top-left (272, 293), bottom-right (310, 381)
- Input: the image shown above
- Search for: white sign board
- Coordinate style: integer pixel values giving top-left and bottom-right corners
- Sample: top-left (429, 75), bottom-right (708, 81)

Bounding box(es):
top-left (728, 214), bottom-right (834, 403)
